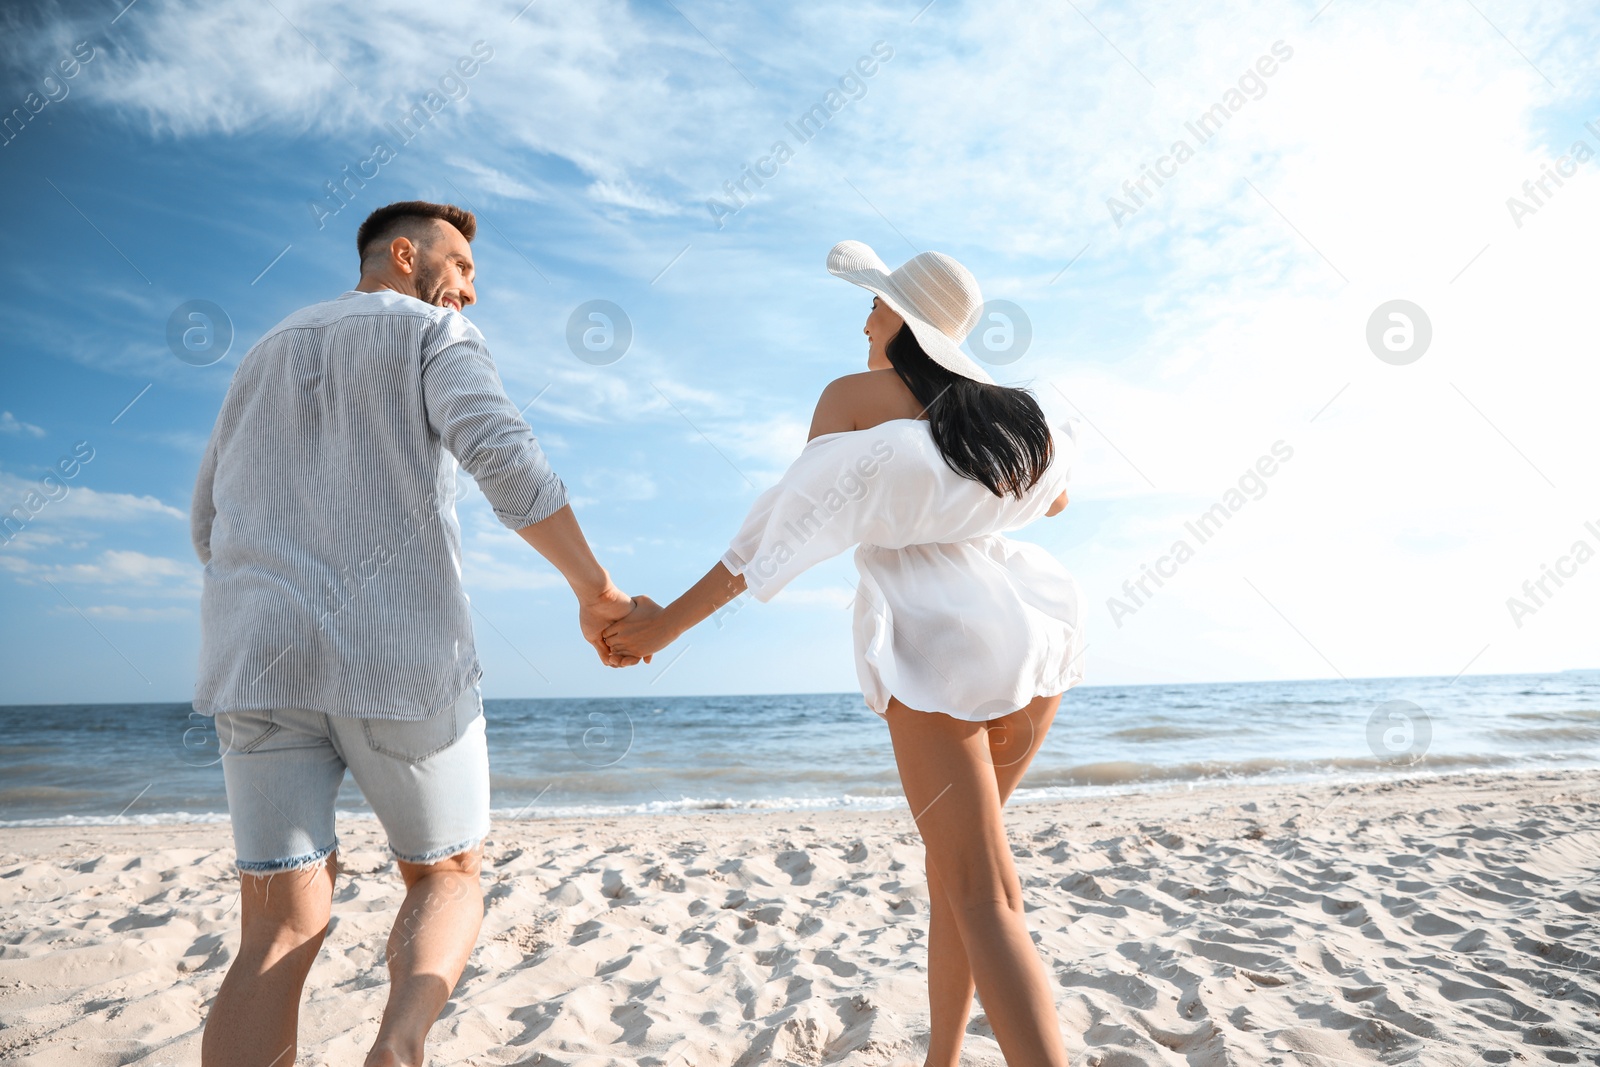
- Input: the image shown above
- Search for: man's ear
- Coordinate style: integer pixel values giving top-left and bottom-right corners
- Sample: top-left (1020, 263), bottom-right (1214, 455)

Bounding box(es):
top-left (390, 236), bottom-right (416, 276)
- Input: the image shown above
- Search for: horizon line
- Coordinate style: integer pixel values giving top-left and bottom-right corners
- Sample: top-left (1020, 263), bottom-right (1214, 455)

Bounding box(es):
top-left (3, 666), bottom-right (1595, 710)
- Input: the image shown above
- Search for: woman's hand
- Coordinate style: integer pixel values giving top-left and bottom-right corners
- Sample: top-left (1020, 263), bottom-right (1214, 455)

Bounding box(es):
top-left (579, 584), bottom-right (652, 667)
top-left (602, 562), bottom-right (746, 662)
top-left (602, 595), bottom-right (680, 661)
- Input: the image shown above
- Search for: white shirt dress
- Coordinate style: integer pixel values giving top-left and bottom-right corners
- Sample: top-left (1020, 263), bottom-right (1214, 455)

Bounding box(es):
top-left (720, 418), bottom-right (1085, 722)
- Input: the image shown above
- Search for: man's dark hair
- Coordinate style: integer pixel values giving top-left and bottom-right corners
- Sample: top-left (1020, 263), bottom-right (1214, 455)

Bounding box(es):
top-left (356, 201), bottom-right (476, 269)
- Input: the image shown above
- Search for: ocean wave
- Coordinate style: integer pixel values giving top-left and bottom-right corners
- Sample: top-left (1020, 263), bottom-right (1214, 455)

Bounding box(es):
top-left (1491, 725), bottom-right (1600, 743)
top-left (0, 797), bottom-right (911, 828)
top-left (0, 786), bottom-right (113, 807)
top-left (488, 793), bottom-right (912, 820)
top-left (1016, 751), bottom-right (1563, 790)
top-left (0, 810), bottom-right (238, 828)
top-left (1106, 725), bottom-right (1223, 743)
top-left (8, 760), bottom-right (1595, 828)
top-left (1505, 709), bottom-right (1600, 723)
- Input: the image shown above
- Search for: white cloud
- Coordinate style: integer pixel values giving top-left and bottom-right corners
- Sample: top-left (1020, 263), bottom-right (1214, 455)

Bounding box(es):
top-left (0, 470), bottom-right (186, 524)
top-left (74, 604), bottom-right (194, 621)
top-left (52, 0), bottom-right (744, 189)
top-left (0, 472), bottom-right (188, 572)
top-left (717, 413), bottom-right (810, 466)
top-left (0, 529), bottom-right (67, 552)
top-left (586, 178), bottom-right (684, 217)
top-left (57, 485), bottom-right (187, 523)
top-left (448, 157), bottom-right (547, 202)
top-left (460, 547), bottom-right (566, 592)
top-left (579, 467), bottom-right (657, 502)
top-left (0, 412), bottom-right (45, 438)
top-left (1, 549), bottom-right (202, 595)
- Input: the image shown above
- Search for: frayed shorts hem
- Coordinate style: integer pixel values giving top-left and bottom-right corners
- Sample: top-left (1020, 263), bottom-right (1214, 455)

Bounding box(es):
top-left (236, 840), bottom-right (339, 875)
top-left (389, 833), bottom-right (484, 866)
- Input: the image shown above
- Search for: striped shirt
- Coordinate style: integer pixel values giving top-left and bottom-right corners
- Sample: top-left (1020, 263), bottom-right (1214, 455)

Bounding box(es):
top-left (191, 289), bottom-right (568, 720)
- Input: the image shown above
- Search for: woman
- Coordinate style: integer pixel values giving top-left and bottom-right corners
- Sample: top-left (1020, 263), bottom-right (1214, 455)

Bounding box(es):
top-left (604, 240), bottom-right (1084, 1067)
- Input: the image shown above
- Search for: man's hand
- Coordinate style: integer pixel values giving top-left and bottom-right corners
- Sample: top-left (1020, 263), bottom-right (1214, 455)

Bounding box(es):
top-left (601, 595), bottom-right (678, 662)
top-left (578, 585), bottom-right (652, 667)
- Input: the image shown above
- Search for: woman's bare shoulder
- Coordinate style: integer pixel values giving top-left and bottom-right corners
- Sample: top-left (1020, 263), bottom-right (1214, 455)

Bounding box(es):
top-left (854, 370), bottom-right (925, 426)
top-left (808, 370), bottom-right (923, 440)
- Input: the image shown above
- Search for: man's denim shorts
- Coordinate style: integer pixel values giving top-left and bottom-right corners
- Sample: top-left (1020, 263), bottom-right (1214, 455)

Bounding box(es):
top-left (214, 683), bottom-right (490, 874)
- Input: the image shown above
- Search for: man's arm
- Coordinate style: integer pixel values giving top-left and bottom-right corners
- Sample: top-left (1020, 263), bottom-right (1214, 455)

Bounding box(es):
top-left (420, 313), bottom-right (641, 665)
top-left (515, 504), bottom-right (647, 667)
top-left (421, 314), bottom-right (569, 529)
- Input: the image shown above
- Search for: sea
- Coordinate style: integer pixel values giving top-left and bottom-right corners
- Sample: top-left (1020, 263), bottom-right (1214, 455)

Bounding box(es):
top-left (2, 671), bottom-right (1597, 828)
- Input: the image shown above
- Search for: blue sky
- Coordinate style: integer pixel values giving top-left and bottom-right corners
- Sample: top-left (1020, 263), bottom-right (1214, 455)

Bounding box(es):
top-left (1, 0), bottom-right (1596, 706)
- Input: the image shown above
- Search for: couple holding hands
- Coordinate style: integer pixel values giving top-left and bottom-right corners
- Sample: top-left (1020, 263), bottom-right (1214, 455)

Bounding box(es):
top-left (192, 200), bottom-right (1085, 1066)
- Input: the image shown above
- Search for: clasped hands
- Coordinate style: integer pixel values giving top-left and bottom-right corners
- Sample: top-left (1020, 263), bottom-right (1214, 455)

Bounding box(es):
top-left (577, 561), bottom-right (745, 668)
top-left (578, 585), bottom-right (679, 668)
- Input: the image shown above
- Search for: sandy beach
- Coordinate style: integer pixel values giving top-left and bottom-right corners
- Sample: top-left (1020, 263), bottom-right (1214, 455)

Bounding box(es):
top-left (2, 768), bottom-right (1597, 1066)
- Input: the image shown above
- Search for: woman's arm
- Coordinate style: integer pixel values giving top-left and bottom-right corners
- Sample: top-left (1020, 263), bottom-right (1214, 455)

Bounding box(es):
top-left (609, 388), bottom-right (817, 661)
top-left (603, 561), bottom-right (748, 660)
top-left (1046, 490), bottom-right (1068, 517)
top-left (611, 378), bottom-right (884, 659)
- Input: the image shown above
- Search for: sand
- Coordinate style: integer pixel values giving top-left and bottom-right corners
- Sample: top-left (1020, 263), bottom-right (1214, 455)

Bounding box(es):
top-left (2, 768), bottom-right (1598, 1066)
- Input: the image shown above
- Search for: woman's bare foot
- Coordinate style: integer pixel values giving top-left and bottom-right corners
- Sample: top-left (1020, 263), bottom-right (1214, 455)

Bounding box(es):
top-left (364, 1039), bottom-right (421, 1067)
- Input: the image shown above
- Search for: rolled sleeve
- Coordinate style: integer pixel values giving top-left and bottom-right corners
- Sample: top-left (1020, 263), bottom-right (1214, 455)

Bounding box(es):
top-left (421, 313), bottom-right (569, 529)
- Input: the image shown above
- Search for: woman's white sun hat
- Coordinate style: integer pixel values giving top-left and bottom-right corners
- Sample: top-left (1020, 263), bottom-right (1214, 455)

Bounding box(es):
top-left (827, 240), bottom-right (995, 385)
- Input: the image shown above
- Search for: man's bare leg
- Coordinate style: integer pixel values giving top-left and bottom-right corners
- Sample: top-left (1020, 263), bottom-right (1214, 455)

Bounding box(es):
top-left (364, 846), bottom-right (484, 1067)
top-left (202, 854), bottom-right (338, 1067)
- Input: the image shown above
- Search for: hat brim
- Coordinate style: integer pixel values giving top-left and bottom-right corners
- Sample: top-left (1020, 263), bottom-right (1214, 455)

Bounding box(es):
top-left (827, 240), bottom-right (995, 385)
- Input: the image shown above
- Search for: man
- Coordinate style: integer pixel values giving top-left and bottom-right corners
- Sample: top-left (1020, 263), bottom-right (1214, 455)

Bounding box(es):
top-left (190, 200), bottom-right (642, 1067)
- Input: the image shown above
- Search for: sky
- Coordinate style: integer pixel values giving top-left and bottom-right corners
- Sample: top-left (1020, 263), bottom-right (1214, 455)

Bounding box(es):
top-left (0, 0), bottom-right (1595, 706)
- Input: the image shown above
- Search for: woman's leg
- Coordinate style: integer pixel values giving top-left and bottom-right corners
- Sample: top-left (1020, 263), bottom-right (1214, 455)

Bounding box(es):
top-left (923, 695), bottom-right (1059, 1067)
top-left (889, 694), bottom-right (1067, 1067)
top-left (923, 861), bottom-right (973, 1067)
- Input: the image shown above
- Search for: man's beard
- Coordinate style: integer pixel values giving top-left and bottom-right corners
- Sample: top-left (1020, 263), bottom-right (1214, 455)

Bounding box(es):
top-left (413, 260), bottom-right (449, 308)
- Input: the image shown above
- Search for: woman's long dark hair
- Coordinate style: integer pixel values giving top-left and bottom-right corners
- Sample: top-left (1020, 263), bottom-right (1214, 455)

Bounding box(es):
top-left (885, 323), bottom-right (1053, 498)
